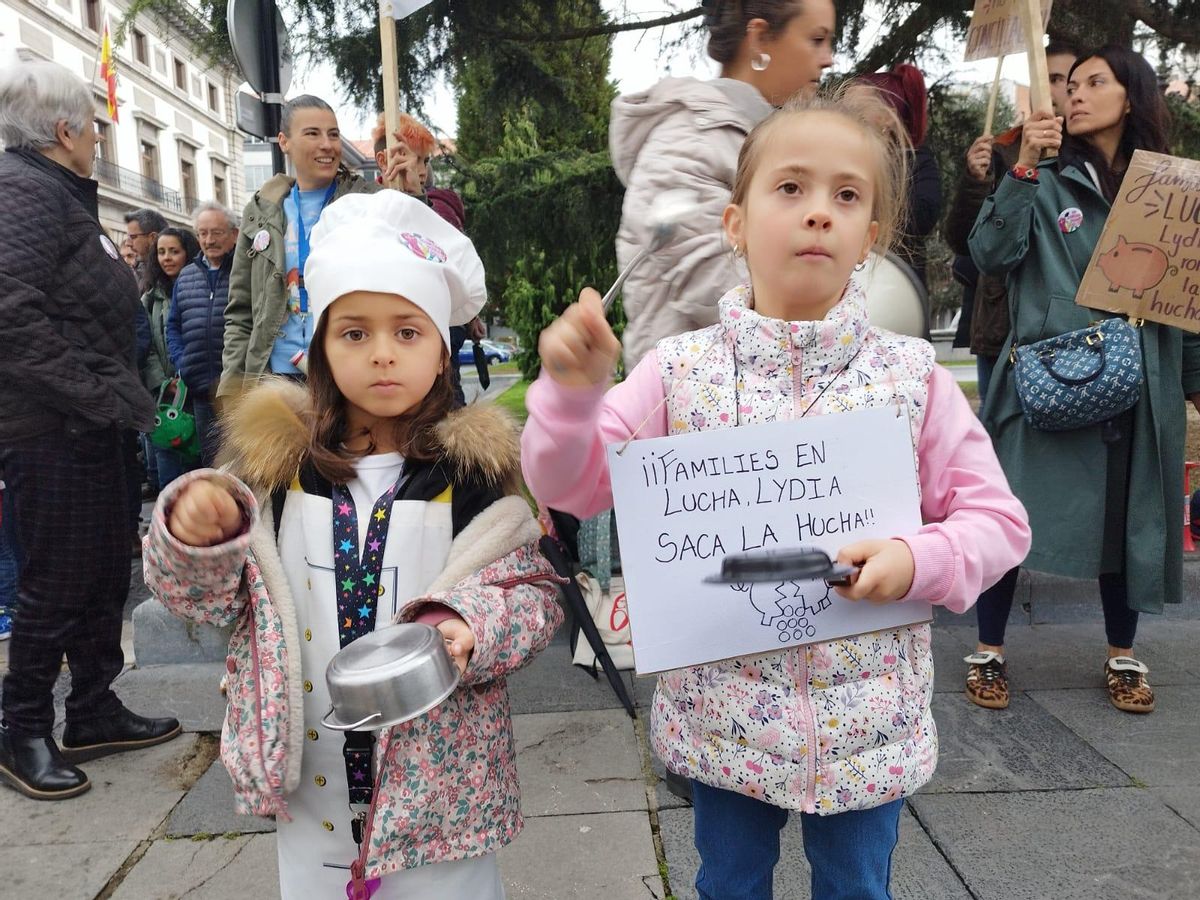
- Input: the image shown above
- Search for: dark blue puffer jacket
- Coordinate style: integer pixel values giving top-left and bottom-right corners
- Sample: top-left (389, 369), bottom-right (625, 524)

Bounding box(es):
top-left (167, 253), bottom-right (232, 395)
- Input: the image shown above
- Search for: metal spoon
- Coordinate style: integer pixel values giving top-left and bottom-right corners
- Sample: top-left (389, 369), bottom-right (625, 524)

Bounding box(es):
top-left (601, 189), bottom-right (701, 312)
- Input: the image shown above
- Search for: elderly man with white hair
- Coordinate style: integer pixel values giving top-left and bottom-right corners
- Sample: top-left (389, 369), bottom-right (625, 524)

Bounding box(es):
top-left (166, 200), bottom-right (239, 466)
top-left (0, 60), bottom-right (180, 801)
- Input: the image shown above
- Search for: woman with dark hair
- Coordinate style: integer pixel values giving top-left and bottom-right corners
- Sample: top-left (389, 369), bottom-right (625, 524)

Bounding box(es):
top-left (140, 226), bottom-right (201, 487)
top-left (857, 63), bottom-right (942, 288)
top-left (966, 46), bottom-right (1200, 715)
top-left (610, 0), bottom-right (836, 368)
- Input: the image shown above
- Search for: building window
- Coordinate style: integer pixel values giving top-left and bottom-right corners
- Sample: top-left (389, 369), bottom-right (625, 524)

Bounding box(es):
top-left (84, 0), bottom-right (100, 32)
top-left (95, 119), bottom-right (115, 165)
top-left (173, 59), bottom-right (186, 91)
top-left (132, 30), bottom-right (148, 66)
top-left (141, 141), bottom-right (160, 183)
top-left (212, 160), bottom-right (228, 207)
top-left (244, 164), bottom-right (272, 193)
top-left (179, 144), bottom-right (197, 210)
top-left (207, 83), bottom-right (220, 113)
top-left (138, 121), bottom-right (161, 184)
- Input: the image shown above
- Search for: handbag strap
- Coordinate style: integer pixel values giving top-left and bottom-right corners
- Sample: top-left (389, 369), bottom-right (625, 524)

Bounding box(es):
top-left (1002, 184), bottom-right (1142, 361)
top-left (156, 379), bottom-right (188, 411)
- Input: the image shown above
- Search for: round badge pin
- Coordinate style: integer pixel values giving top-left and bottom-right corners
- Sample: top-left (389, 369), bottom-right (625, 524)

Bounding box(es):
top-left (252, 229), bottom-right (271, 252)
top-left (100, 234), bottom-right (119, 260)
top-left (1057, 207), bottom-right (1083, 234)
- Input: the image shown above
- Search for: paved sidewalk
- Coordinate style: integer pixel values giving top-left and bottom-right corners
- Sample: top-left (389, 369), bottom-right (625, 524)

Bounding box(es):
top-left (3, 574), bottom-right (1200, 898)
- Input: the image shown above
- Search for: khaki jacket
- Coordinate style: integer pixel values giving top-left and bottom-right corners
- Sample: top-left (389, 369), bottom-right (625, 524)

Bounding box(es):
top-left (218, 168), bottom-right (379, 400)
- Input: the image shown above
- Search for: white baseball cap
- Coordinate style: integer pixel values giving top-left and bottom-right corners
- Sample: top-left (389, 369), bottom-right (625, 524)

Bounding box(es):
top-left (304, 190), bottom-right (487, 348)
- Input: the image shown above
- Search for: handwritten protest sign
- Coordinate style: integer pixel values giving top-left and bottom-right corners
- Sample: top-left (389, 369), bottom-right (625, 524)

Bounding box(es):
top-left (606, 408), bottom-right (931, 674)
top-left (1075, 151), bottom-right (1200, 333)
top-left (964, 0), bottom-right (1052, 62)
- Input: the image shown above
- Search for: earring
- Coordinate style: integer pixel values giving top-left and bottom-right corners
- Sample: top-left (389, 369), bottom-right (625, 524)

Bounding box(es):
top-left (734, 244), bottom-right (745, 258)
top-left (854, 259), bottom-right (867, 271)
top-left (751, 52), bottom-right (771, 72)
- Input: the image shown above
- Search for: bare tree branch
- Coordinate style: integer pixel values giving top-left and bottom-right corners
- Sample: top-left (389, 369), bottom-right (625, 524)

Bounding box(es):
top-left (1129, 0), bottom-right (1200, 49)
top-left (476, 6), bottom-right (704, 43)
top-left (850, 4), bottom-right (950, 75)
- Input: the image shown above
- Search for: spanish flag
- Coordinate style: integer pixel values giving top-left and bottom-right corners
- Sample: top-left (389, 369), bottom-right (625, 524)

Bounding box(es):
top-left (100, 20), bottom-right (118, 122)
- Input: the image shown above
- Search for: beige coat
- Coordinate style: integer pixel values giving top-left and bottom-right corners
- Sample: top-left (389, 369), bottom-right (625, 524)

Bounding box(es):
top-left (609, 76), bottom-right (772, 368)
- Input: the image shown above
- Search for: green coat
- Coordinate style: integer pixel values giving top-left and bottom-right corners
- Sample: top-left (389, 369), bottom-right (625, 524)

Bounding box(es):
top-left (140, 283), bottom-right (175, 392)
top-left (217, 167), bottom-right (379, 400)
top-left (970, 161), bottom-right (1200, 612)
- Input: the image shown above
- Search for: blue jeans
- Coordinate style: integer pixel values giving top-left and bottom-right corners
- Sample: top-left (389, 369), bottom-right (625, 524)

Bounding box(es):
top-left (153, 446), bottom-right (196, 490)
top-left (192, 396), bottom-right (221, 468)
top-left (140, 432), bottom-right (159, 492)
top-left (976, 354), bottom-right (997, 411)
top-left (0, 489), bottom-right (18, 611)
top-left (691, 780), bottom-right (902, 900)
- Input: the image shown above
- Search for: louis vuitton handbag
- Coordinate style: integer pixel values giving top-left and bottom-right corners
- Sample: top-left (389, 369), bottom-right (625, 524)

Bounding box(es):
top-left (1010, 316), bottom-right (1143, 432)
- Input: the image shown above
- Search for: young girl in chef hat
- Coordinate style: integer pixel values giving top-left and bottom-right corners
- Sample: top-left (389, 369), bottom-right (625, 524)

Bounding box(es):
top-left (142, 190), bottom-right (563, 900)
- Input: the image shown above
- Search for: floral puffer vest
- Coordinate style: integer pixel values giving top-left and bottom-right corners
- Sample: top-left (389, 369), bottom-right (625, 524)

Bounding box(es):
top-left (649, 282), bottom-right (939, 815)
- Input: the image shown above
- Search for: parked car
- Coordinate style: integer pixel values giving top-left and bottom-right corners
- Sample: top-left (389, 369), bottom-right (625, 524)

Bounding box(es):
top-left (457, 339), bottom-right (512, 366)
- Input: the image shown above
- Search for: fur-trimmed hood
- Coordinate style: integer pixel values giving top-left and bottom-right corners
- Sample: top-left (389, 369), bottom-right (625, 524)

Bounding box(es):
top-left (219, 378), bottom-right (522, 494)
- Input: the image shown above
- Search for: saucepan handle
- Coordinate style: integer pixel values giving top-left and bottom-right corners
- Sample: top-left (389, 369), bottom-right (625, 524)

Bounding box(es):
top-left (321, 706), bottom-right (382, 732)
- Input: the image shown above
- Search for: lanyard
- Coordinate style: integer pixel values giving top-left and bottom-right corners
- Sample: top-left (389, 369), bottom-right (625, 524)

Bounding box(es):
top-left (331, 472), bottom-right (407, 809)
top-left (292, 182), bottom-right (337, 314)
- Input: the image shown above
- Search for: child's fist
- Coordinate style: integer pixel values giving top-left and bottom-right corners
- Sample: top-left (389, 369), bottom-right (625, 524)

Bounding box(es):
top-left (437, 616), bottom-right (475, 675)
top-left (168, 479), bottom-right (243, 547)
top-left (833, 539), bottom-right (915, 603)
top-left (538, 287), bottom-right (622, 388)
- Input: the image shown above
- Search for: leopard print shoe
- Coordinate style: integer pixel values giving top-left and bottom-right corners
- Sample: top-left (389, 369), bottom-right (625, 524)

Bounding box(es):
top-left (1105, 656), bottom-right (1155, 714)
top-left (964, 651), bottom-right (1009, 710)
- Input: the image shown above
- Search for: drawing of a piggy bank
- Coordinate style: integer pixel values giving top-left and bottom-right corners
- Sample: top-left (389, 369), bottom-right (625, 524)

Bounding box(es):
top-left (1098, 236), bottom-right (1176, 299)
top-left (730, 580), bottom-right (831, 642)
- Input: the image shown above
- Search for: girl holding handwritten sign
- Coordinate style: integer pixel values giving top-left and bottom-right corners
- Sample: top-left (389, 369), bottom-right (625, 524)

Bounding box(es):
top-left (523, 88), bottom-right (1030, 900)
top-left (967, 47), bottom-right (1200, 716)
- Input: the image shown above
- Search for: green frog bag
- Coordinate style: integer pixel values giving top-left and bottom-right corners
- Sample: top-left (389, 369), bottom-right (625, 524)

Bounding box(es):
top-left (150, 380), bottom-right (200, 460)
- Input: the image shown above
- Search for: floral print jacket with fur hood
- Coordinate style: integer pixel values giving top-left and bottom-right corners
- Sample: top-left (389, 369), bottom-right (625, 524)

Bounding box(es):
top-left (144, 381), bottom-right (563, 877)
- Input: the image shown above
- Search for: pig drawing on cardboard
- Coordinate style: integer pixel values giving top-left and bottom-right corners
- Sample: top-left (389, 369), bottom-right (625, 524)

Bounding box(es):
top-left (1098, 235), bottom-right (1177, 298)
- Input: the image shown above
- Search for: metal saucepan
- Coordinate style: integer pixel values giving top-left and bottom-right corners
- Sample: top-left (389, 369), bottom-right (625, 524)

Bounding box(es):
top-left (321, 623), bottom-right (460, 732)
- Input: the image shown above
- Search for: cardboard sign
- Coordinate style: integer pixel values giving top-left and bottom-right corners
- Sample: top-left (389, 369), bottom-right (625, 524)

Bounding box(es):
top-left (606, 409), bottom-right (931, 674)
top-left (964, 0), bottom-right (1052, 62)
top-left (1075, 151), bottom-right (1200, 333)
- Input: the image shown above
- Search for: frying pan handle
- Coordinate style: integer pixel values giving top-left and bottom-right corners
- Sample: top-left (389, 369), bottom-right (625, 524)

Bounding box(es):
top-left (825, 564), bottom-right (862, 588)
top-left (321, 706), bottom-right (382, 732)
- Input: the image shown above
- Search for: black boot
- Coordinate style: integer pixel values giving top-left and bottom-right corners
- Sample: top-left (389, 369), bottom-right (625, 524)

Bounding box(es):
top-left (61, 706), bottom-right (181, 764)
top-left (0, 725), bottom-right (91, 800)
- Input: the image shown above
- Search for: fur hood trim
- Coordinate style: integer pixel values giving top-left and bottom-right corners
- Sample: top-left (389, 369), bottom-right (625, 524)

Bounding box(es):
top-left (220, 378), bottom-right (522, 492)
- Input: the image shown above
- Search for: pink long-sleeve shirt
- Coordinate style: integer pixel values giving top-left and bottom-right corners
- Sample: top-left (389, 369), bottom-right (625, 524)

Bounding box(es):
top-left (522, 350), bottom-right (1030, 614)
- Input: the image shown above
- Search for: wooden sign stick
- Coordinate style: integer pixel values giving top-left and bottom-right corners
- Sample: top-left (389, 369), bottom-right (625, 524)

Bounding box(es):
top-left (1017, 0), bottom-right (1052, 115)
top-left (984, 54), bottom-right (1004, 136)
top-left (378, 0), bottom-right (402, 190)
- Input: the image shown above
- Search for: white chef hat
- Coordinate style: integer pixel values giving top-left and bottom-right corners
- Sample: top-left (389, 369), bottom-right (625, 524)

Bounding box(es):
top-left (304, 190), bottom-right (487, 348)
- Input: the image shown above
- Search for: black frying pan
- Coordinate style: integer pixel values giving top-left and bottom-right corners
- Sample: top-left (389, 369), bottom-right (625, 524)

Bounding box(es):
top-left (703, 547), bottom-right (858, 587)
